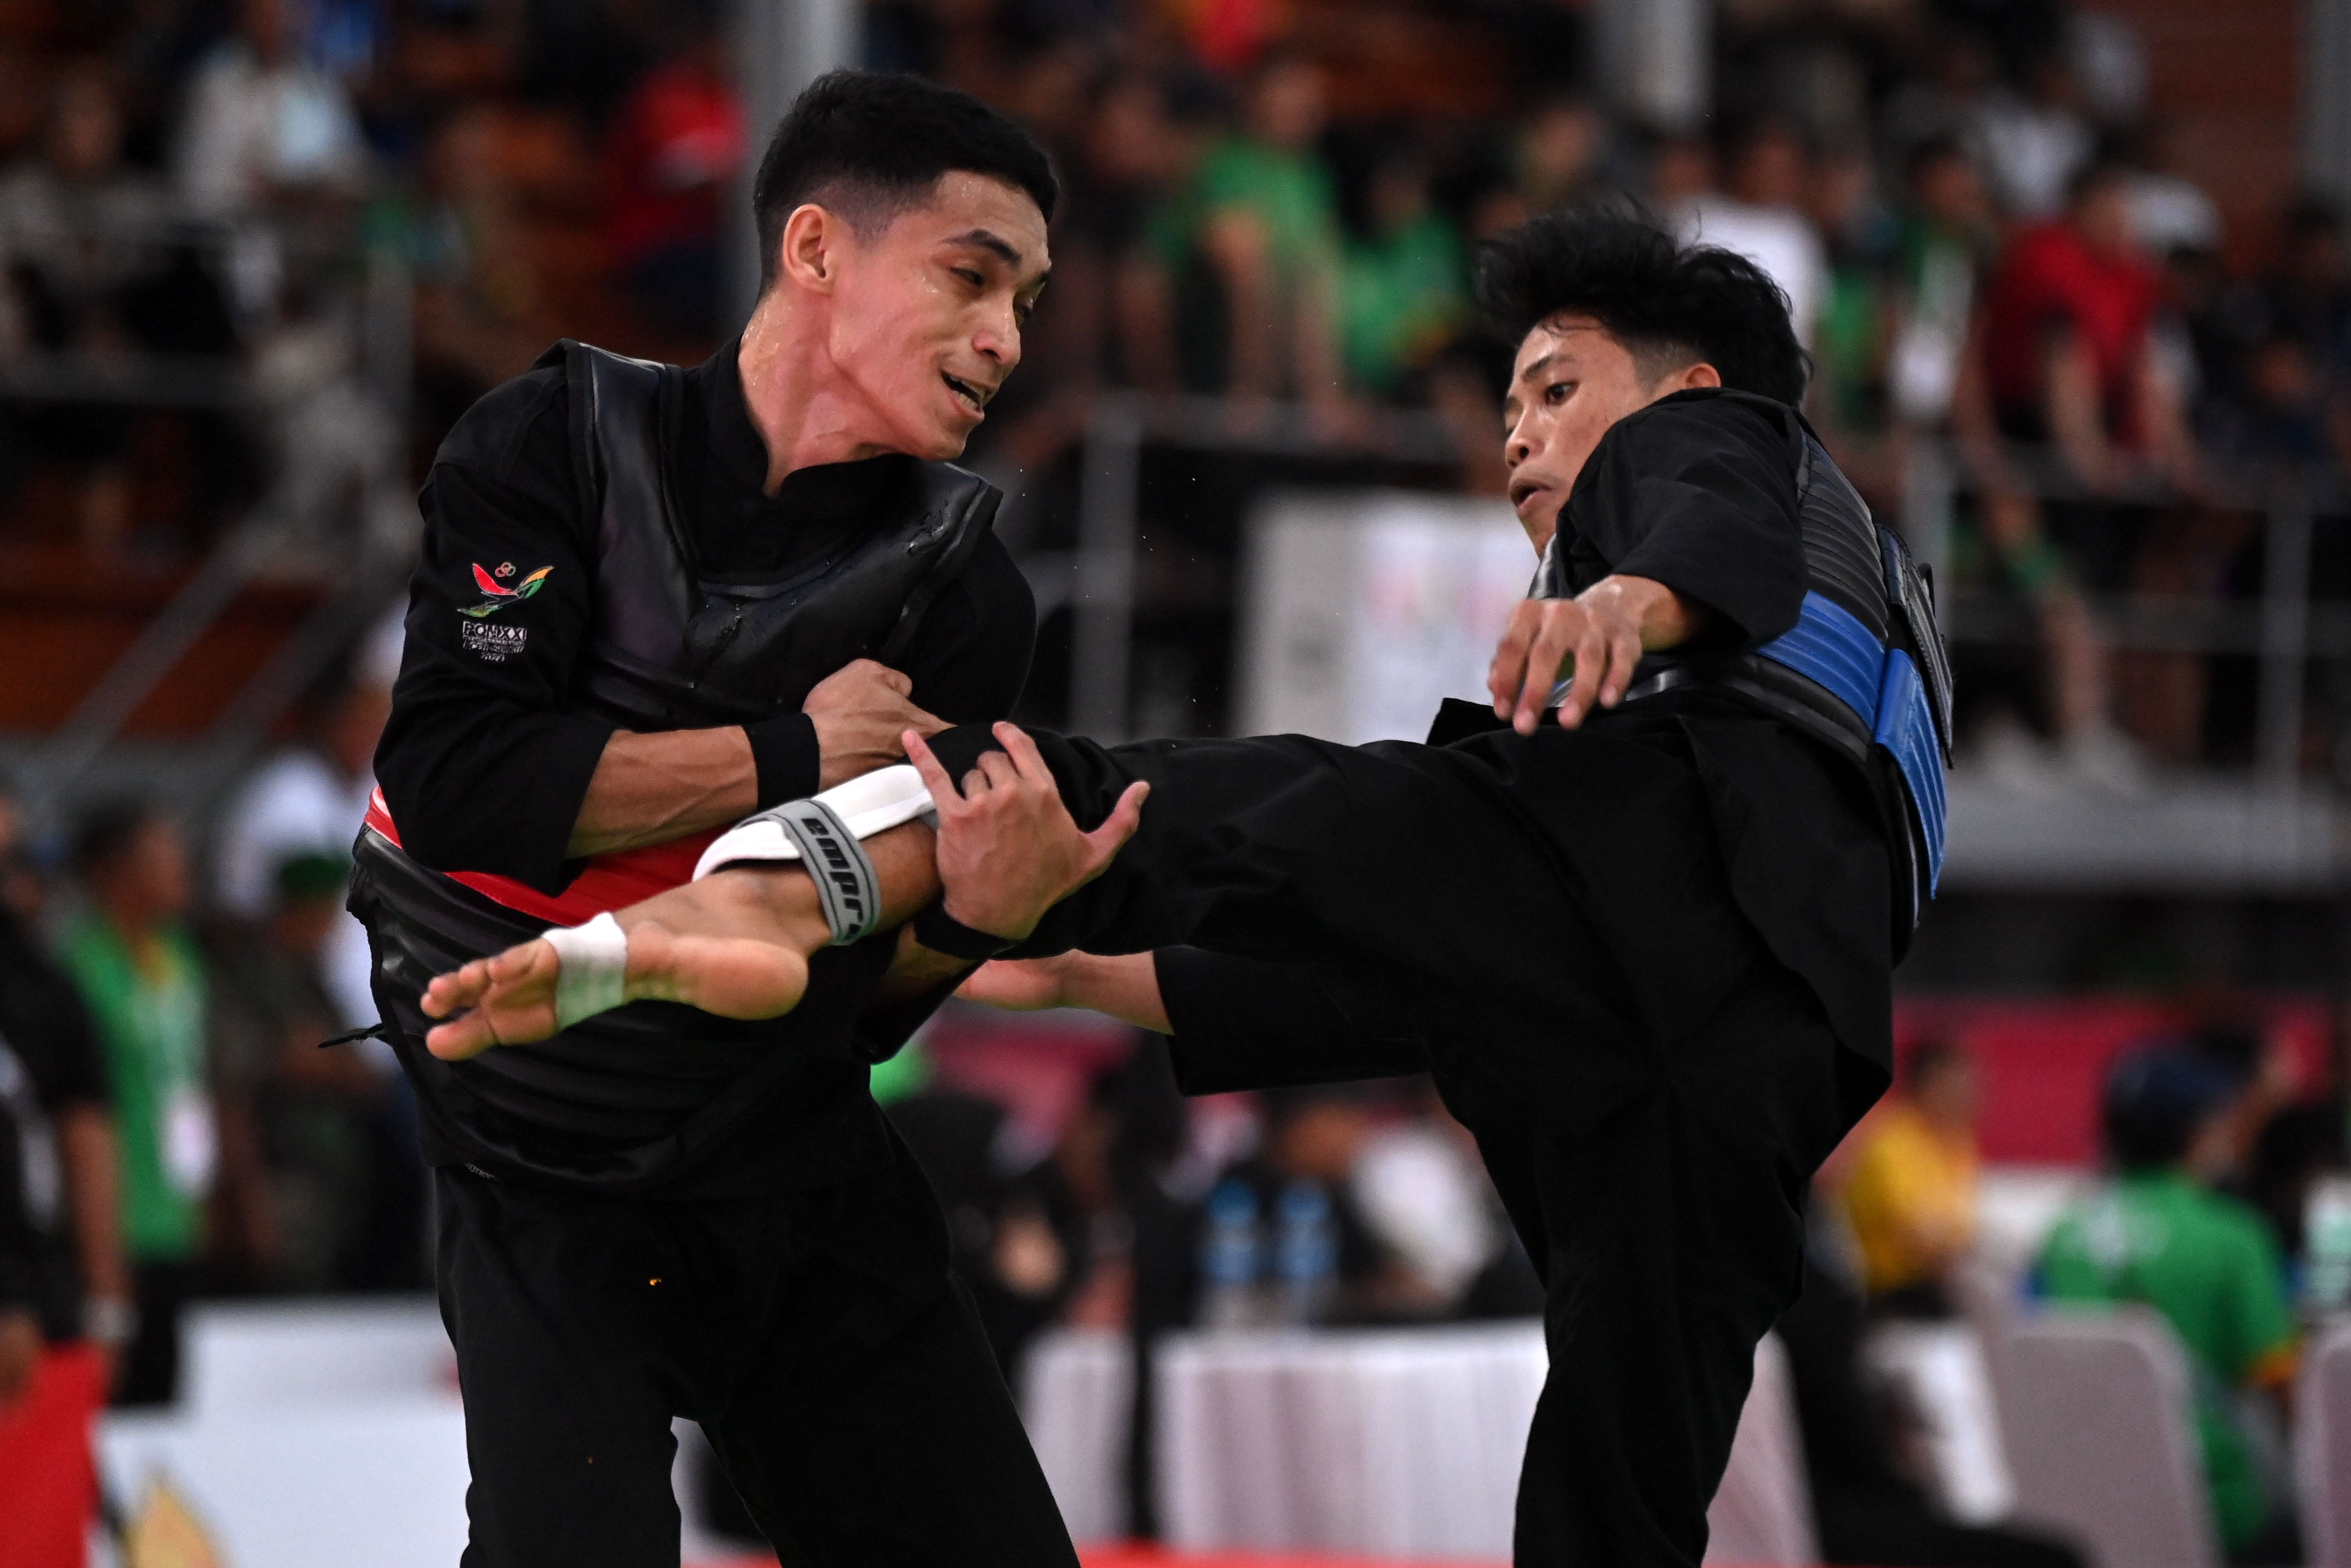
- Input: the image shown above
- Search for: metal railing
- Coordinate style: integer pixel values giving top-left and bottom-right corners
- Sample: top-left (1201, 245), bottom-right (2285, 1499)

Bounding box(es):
top-left (1050, 397), bottom-right (2351, 798)
top-left (1902, 440), bottom-right (2347, 789)
top-left (4, 212), bottom-right (419, 828)
top-left (1056, 393), bottom-right (1468, 740)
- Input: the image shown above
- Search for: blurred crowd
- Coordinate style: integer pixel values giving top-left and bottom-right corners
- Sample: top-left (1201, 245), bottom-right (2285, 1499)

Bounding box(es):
top-left (0, 608), bottom-right (423, 1415)
top-left (0, 9), bottom-right (2346, 1560)
top-left (0, 0), bottom-right (2346, 767)
top-left (1820, 1026), bottom-right (2346, 1566)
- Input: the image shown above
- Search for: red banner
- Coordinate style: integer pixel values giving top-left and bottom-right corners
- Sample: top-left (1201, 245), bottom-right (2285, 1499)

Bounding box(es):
top-left (1892, 994), bottom-right (2333, 1165)
top-left (0, 1344), bottom-right (106, 1568)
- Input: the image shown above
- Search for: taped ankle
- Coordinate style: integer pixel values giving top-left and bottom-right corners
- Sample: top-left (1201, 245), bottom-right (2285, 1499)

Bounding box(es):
top-left (693, 763), bottom-right (938, 882)
top-left (755, 799), bottom-right (881, 945)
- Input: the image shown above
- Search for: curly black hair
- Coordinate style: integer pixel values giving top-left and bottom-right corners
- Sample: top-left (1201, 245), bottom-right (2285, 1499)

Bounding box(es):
top-left (1473, 204), bottom-right (1809, 406)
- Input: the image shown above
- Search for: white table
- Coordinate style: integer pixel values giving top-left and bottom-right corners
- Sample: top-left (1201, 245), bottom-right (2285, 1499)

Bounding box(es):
top-left (1024, 1321), bottom-right (1813, 1564)
top-left (90, 1298), bottom-right (751, 1568)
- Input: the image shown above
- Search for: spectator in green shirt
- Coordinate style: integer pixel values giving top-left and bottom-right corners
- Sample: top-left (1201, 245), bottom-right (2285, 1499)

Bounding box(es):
top-left (1145, 50), bottom-right (1347, 407)
top-left (2037, 1047), bottom-right (2300, 1560)
top-left (55, 800), bottom-right (214, 1406)
top-left (1337, 135), bottom-right (1468, 398)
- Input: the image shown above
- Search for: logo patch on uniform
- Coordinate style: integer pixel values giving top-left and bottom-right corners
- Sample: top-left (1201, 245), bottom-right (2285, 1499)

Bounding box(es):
top-left (460, 619), bottom-right (528, 662)
top-left (459, 562), bottom-right (552, 618)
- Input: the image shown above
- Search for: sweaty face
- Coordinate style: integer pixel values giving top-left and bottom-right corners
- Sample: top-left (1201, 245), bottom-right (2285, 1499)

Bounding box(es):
top-left (821, 171), bottom-right (1051, 461)
top-left (1502, 315), bottom-right (1683, 553)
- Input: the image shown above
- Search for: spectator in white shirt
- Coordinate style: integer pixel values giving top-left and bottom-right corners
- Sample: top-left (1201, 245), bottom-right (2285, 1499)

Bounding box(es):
top-left (175, 0), bottom-right (368, 220)
top-left (2124, 117), bottom-right (2222, 260)
top-left (214, 608), bottom-right (402, 1034)
top-left (1968, 53), bottom-right (2093, 220)
top-left (1674, 116), bottom-right (1826, 350)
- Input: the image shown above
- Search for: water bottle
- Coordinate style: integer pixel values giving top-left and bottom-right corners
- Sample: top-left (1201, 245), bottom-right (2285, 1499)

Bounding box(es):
top-left (2306, 1176), bottom-right (2351, 1315)
top-left (1273, 1180), bottom-right (1338, 1328)
top-left (1199, 1179), bottom-right (1262, 1329)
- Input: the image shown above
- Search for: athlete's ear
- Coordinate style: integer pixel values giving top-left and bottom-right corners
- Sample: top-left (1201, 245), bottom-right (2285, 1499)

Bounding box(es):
top-left (779, 203), bottom-right (840, 295)
top-left (1676, 361), bottom-right (1723, 390)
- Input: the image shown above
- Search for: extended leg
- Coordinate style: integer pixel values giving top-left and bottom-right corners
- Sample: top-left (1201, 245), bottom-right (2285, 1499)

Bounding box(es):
top-left (419, 823), bottom-right (944, 1058)
top-left (430, 715), bottom-right (1688, 1055)
top-left (420, 724), bottom-right (1139, 1057)
top-left (1470, 965), bottom-right (1849, 1566)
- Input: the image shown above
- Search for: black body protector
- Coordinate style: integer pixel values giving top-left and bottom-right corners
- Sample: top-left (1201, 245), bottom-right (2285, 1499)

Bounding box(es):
top-left (350, 343), bottom-right (1001, 1188)
top-left (1543, 392), bottom-right (1954, 953)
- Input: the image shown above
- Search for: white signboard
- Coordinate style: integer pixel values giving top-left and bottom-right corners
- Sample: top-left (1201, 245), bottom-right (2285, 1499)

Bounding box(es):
top-left (1236, 491), bottom-right (1536, 744)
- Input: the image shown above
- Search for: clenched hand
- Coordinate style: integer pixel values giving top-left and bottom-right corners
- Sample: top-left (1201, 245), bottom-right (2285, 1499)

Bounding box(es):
top-left (806, 660), bottom-right (947, 789)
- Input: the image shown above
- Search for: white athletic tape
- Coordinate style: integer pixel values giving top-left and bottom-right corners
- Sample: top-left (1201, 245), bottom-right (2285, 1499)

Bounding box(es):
top-left (692, 763), bottom-right (939, 882)
top-left (543, 911), bottom-right (629, 1029)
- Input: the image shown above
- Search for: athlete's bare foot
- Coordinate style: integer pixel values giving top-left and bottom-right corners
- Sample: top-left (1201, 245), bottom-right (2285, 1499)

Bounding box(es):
top-left (419, 921), bottom-right (811, 1060)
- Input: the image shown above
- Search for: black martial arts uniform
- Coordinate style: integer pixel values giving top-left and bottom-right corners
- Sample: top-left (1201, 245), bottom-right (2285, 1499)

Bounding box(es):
top-left (924, 389), bottom-right (1908, 1568)
top-left (356, 338), bottom-right (1075, 1568)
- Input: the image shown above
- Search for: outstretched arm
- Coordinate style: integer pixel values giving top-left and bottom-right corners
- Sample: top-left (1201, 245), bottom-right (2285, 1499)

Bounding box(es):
top-left (957, 951), bottom-right (1172, 1032)
top-left (961, 948), bottom-right (1431, 1094)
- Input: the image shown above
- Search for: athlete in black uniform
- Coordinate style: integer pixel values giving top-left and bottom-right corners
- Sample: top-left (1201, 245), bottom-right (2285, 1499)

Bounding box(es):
top-left (424, 212), bottom-right (1953, 1568)
top-left (349, 73), bottom-right (1080, 1568)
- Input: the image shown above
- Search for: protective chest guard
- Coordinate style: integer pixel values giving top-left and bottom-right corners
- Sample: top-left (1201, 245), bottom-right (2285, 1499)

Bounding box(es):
top-left (558, 339), bottom-right (1001, 730)
top-left (1569, 392), bottom-right (1954, 948)
top-left (347, 340), bottom-right (1001, 1191)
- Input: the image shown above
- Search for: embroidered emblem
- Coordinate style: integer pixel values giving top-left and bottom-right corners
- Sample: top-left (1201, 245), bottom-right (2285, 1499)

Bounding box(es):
top-left (460, 562), bottom-right (552, 618)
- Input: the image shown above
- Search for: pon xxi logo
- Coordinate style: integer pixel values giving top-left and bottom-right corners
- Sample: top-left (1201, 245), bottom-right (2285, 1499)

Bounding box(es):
top-left (460, 560), bottom-right (552, 618)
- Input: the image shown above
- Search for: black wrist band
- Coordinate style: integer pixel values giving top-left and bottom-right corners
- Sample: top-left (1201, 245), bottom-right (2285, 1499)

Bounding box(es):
top-left (745, 713), bottom-right (820, 808)
top-left (912, 902), bottom-right (1021, 961)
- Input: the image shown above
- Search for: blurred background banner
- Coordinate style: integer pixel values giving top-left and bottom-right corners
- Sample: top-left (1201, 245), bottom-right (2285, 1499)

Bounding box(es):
top-left (0, 0), bottom-right (2348, 1565)
top-left (1236, 492), bottom-right (1528, 744)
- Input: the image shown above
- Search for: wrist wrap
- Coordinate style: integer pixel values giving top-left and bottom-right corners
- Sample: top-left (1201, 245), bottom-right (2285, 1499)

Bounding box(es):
top-left (912, 903), bottom-right (1021, 961)
top-left (543, 911), bottom-right (629, 1029)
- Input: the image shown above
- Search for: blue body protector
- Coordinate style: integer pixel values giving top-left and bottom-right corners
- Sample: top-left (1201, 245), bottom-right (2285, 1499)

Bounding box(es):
top-left (1542, 395), bottom-right (1955, 942)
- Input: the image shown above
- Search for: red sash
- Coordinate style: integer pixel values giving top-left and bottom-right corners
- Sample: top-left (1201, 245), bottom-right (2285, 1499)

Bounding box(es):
top-left (363, 788), bottom-right (719, 928)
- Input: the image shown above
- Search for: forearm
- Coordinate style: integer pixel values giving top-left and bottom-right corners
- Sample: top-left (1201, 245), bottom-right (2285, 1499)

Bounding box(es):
top-left (1204, 214), bottom-right (1278, 398)
top-left (1115, 260), bottom-right (1179, 395)
top-left (57, 1107), bottom-right (128, 1306)
top-left (2138, 358), bottom-right (2199, 485)
top-left (1061, 952), bottom-right (1172, 1031)
top-left (569, 727), bottom-right (759, 857)
top-left (2045, 340), bottom-right (2112, 485)
top-left (1296, 271), bottom-right (1345, 408)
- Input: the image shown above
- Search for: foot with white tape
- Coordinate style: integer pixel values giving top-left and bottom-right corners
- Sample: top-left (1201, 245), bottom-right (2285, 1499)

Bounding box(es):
top-left (418, 918), bottom-right (810, 1060)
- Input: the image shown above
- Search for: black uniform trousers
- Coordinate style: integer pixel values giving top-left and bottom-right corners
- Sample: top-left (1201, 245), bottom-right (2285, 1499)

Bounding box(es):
top-left (930, 716), bottom-right (1875, 1568)
top-left (431, 1129), bottom-right (1076, 1568)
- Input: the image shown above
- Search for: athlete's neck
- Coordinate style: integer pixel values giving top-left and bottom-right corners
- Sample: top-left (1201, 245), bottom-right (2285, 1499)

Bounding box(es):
top-left (734, 290), bottom-right (897, 496)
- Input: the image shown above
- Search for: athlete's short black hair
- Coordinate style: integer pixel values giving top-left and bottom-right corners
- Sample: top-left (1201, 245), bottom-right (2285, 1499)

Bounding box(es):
top-left (1473, 205), bottom-right (1809, 406)
top-left (751, 70), bottom-right (1058, 290)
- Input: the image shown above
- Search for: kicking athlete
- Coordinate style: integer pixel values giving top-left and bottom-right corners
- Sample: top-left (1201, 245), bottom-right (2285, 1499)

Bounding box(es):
top-left (423, 210), bottom-right (1952, 1568)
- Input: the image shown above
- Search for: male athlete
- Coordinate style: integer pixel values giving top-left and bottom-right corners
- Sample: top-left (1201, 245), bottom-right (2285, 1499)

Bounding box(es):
top-left (424, 211), bottom-right (1952, 1567)
top-left (350, 72), bottom-right (1083, 1568)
